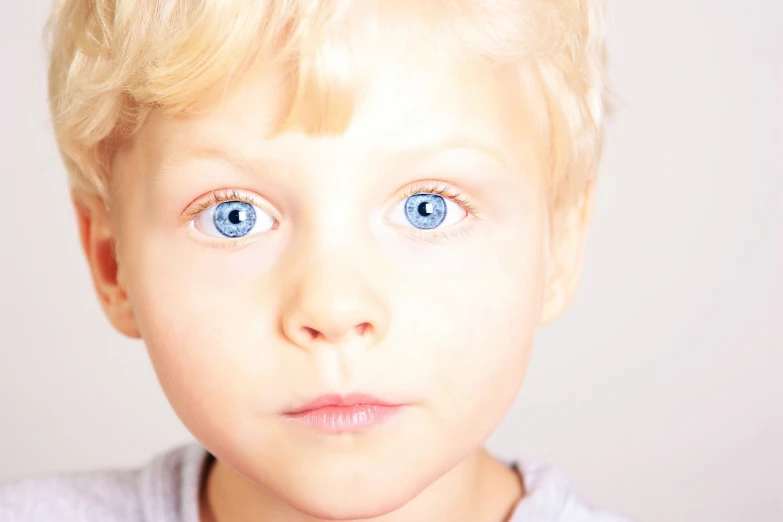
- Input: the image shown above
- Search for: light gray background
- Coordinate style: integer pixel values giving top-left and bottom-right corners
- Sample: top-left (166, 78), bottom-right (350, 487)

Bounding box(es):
top-left (1, 2), bottom-right (781, 521)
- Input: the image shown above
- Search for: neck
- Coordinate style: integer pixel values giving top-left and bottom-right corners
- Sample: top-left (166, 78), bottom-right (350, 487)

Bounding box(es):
top-left (199, 447), bottom-right (524, 522)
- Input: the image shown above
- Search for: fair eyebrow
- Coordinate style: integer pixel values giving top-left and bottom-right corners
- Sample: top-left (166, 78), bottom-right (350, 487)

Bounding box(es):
top-left (153, 133), bottom-right (510, 183)
top-left (153, 146), bottom-right (261, 185)
top-left (388, 134), bottom-right (510, 170)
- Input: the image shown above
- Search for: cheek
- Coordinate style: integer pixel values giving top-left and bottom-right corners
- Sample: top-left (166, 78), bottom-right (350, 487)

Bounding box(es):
top-left (121, 228), bottom-right (285, 435)
top-left (393, 215), bottom-right (546, 432)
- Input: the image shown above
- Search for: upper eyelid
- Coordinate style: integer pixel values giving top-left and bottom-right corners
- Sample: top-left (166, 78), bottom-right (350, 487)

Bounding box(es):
top-left (180, 189), bottom-right (266, 226)
top-left (396, 181), bottom-right (480, 217)
top-left (189, 189), bottom-right (259, 209)
top-left (187, 182), bottom-right (473, 212)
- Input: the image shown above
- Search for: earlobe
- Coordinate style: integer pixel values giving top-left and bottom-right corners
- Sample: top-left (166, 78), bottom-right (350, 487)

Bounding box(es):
top-left (72, 190), bottom-right (141, 339)
top-left (538, 180), bottom-right (596, 327)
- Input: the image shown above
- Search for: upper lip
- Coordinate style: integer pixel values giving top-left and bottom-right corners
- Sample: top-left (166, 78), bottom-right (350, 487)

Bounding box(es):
top-left (285, 393), bottom-right (400, 414)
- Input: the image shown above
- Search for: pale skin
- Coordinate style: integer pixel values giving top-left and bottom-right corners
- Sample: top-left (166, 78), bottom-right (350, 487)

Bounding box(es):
top-left (73, 50), bottom-right (594, 522)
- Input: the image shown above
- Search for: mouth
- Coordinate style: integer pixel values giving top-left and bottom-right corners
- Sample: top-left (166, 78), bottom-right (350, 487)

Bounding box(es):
top-left (283, 393), bottom-right (405, 433)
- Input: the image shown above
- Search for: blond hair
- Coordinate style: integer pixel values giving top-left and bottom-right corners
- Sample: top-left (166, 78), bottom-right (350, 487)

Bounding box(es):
top-left (43, 0), bottom-right (613, 212)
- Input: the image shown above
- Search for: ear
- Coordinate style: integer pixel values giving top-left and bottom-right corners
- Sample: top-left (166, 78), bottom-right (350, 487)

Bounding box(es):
top-left (72, 190), bottom-right (141, 338)
top-left (538, 179), bottom-right (596, 326)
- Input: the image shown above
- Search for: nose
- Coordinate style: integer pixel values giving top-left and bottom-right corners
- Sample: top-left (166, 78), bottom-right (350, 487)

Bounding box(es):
top-left (280, 251), bottom-right (388, 351)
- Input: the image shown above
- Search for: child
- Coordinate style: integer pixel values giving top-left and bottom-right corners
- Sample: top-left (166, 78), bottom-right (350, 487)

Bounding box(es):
top-left (1, 0), bottom-right (630, 520)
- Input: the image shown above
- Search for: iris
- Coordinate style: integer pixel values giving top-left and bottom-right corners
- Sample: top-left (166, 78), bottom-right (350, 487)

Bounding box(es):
top-left (213, 201), bottom-right (257, 238)
top-left (404, 194), bottom-right (447, 229)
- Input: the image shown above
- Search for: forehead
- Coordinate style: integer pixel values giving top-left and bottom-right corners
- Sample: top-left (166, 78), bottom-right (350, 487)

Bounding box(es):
top-left (348, 58), bottom-right (522, 146)
top-left (140, 53), bottom-right (544, 175)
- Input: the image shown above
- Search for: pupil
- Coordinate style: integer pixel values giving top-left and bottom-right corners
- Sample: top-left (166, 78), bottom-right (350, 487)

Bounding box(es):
top-left (229, 209), bottom-right (242, 224)
top-left (418, 202), bottom-right (433, 216)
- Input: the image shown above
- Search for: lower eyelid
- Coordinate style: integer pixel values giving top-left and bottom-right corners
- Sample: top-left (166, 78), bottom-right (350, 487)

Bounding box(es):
top-left (408, 222), bottom-right (476, 244)
top-left (187, 229), bottom-right (262, 251)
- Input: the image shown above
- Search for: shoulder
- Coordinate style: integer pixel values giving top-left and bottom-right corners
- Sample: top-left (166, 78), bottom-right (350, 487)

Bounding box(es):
top-left (509, 459), bottom-right (634, 522)
top-left (0, 467), bottom-right (142, 522)
top-left (0, 444), bottom-right (204, 522)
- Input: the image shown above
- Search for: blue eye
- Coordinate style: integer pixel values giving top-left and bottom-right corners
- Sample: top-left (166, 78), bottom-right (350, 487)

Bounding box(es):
top-left (404, 194), bottom-right (447, 229)
top-left (389, 191), bottom-right (468, 232)
top-left (193, 199), bottom-right (275, 239)
top-left (214, 201), bottom-right (256, 237)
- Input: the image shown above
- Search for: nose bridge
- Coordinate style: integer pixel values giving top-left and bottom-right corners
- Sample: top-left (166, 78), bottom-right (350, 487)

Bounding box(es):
top-left (279, 194), bottom-right (388, 350)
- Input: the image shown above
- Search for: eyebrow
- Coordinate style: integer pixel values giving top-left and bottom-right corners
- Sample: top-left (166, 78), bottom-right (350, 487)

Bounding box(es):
top-left (388, 133), bottom-right (510, 169)
top-left (153, 145), bottom-right (261, 185)
top-left (153, 132), bottom-right (510, 183)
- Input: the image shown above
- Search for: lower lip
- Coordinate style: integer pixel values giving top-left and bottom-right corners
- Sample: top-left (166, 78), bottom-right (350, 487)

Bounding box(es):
top-left (284, 404), bottom-right (402, 433)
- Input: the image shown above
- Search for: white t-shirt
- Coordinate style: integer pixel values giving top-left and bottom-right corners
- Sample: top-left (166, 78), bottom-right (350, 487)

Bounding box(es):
top-left (0, 443), bottom-right (632, 521)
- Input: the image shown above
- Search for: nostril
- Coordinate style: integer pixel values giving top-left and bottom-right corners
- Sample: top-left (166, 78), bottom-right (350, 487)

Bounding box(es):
top-left (299, 323), bottom-right (372, 344)
top-left (303, 326), bottom-right (320, 340)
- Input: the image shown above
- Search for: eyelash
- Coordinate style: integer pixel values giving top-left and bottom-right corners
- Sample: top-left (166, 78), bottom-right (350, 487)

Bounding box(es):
top-left (393, 181), bottom-right (480, 243)
top-left (185, 189), bottom-right (259, 221)
top-left (184, 182), bottom-right (480, 246)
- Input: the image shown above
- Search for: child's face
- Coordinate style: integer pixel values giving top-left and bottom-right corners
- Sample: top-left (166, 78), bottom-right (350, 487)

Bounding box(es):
top-left (104, 52), bottom-right (557, 516)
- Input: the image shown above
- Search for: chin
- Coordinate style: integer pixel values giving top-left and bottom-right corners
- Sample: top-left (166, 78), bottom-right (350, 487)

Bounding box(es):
top-left (272, 468), bottom-right (423, 520)
top-left (284, 490), bottom-right (413, 520)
